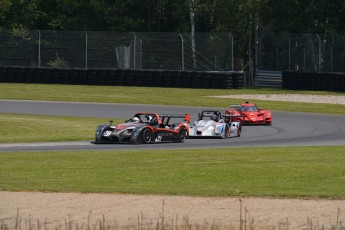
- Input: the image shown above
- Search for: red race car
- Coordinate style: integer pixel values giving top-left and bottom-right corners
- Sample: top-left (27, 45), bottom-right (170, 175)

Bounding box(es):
top-left (225, 102), bottom-right (272, 125)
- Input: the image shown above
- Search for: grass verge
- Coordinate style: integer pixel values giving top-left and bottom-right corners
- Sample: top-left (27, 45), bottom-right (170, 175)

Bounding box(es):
top-left (1, 146), bottom-right (345, 198)
top-left (1, 83), bottom-right (345, 115)
top-left (0, 113), bottom-right (121, 143)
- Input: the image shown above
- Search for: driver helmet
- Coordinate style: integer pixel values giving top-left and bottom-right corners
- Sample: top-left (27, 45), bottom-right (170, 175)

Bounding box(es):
top-left (131, 117), bottom-right (140, 123)
top-left (147, 115), bottom-right (153, 122)
top-left (211, 115), bottom-right (217, 121)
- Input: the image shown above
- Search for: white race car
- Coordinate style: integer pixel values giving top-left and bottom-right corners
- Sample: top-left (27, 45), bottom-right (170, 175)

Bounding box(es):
top-left (188, 110), bottom-right (241, 138)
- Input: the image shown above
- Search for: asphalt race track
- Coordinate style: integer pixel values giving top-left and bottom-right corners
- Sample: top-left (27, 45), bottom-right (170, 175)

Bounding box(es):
top-left (0, 99), bottom-right (344, 152)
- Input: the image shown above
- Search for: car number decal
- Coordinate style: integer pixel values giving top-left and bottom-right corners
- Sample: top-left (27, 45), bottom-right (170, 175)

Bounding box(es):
top-left (103, 131), bottom-right (112, 137)
top-left (155, 135), bottom-right (162, 142)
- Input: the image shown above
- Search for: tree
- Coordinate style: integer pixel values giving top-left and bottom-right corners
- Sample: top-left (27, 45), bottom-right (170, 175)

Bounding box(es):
top-left (188, 0), bottom-right (198, 68)
top-left (0, 0), bottom-right (11, 23)
top-left (147, 0), bottom-right (189, 32)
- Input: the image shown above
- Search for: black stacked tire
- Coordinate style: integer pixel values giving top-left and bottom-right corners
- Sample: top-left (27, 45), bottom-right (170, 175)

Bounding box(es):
top-left (59, 68), bottom-right (70, 84)
top-left (33, 68), bottom-right (44, 84)
top-left (233, 72), bottom-right (244, 89)
top-left (0, 67), bottom-right (7, 82)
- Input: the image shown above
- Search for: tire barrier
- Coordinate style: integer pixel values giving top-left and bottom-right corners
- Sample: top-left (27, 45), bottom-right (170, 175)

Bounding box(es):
top-left (255, 71), bottom-right (282, 88)
top-left (233, 72), bottom-right (244, 89)
top-left (0, 66), bottom-right (245, 89)
top-left (282, 71), bottom-right (345, 92)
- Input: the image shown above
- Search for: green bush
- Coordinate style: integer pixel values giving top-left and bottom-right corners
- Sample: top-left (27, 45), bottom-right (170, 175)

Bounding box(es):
top-left (47, 53), bottom-right (70, 68)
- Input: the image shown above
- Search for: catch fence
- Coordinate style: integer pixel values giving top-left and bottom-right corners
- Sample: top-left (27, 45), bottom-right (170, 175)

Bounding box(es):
top-left (1, 29), bottom-right (344, 80)
top-left (257, 31), bottom-right (345, 72)
top-left (0, 30), bottom-right (234, 72)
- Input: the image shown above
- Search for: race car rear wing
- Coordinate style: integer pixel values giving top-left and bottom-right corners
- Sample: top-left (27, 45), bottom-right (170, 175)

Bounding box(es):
top-left (222, 113), bottom-right (245, 122)
top-left (228, 105), bottom-right (241, 110)
top-left (158, 114), bottom-right (191, 124)
top-left (222, 114), bottom-right (245, 118)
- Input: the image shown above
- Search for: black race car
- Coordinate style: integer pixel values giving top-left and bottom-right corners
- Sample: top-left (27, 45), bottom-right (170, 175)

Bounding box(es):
top-left (94, 112), bottom-right (190, 144)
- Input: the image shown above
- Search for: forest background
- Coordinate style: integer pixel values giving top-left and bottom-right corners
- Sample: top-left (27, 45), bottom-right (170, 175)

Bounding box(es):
top-left (0, 0), bottom-right (345, 72)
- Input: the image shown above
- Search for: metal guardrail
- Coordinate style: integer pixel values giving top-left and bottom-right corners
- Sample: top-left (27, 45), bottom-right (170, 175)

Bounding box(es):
top-left (255, 70), bottom-right (282, 87)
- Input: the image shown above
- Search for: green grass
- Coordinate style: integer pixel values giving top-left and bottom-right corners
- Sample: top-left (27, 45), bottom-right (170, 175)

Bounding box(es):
top-left (0, 113), bottom-right (121, 143)
top-left (1, 83), bottom-right (345, 199)
top-left (0, 146), bottom-right (345, 198)
top-left (1, 83), bottom-right (345, 114)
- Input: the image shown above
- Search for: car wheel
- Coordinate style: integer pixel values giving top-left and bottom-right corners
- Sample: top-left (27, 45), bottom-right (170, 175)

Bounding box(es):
top-left (174, 127), bottom-right (188, 143)
top-left (237, 124), bottom-right (242, 137)
top-left (99, 128), bottom-right (112, 142)
top-left (221, 125), bottom-right (229, 139)
top-left (142, 128), bottom-right (153, 144)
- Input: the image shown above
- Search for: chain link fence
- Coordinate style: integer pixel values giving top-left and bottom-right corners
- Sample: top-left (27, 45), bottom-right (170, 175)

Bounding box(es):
top-left (257, 31), bottom-right (345, 72)
top-left (1, 29), bottom-right (344, 73)
top-left (0, 30), bottom-right (234, 71)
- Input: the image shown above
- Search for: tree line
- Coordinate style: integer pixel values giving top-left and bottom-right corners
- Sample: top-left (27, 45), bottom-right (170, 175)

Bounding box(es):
top-left (1, 0), bottom-right (344, 33)
top-left (1, 0), bottom-right (344, 71)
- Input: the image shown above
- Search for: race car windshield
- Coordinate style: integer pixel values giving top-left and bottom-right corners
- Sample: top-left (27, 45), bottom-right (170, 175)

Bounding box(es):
top-left (130, 114), bottom-right (157, 124)
top-left (241, 106), bottom-right (258, 112)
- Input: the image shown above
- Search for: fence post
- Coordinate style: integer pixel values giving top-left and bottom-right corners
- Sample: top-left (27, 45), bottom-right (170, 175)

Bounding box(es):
top-left (331, 34), bottom-right (334, 72)
top-left (317, 34), bottom-right (321, 71)
top-left (331, 46), bottom-right (333, 72)
top-left (229, 32), bottom-right (234, 71)
top-left (37, 30), bottom-right (41, 67)
top-left (138, 38), bottom-right (143, 69)
top-left (84, 31), bottom-right (88, 69)
top-left (289, 34), bottom-right (291, 70)
top-left (178, 33), bottom-right (184, 70)
top-left (132, 32), bottom-right (136, 70)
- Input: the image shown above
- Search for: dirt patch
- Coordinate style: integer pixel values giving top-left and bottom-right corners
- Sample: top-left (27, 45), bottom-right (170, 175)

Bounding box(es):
top-left (1, 191), bottom-right (344, 229)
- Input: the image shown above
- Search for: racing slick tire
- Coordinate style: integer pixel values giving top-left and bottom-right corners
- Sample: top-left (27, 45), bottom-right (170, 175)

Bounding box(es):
top-left (221, 125), bottom-right (230, 139)
top-left (95, 126), bottom-right (110, 143)
top-left (174, 127), bottom-right (188, 143)
top-left (141, 128), bottom-right (153, 144)
top-left (237, 124), bottom-right (242, 137)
